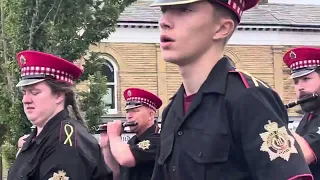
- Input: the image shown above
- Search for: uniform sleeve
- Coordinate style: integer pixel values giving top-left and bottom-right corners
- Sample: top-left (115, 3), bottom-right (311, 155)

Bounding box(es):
top-left (93, 146), bottom-right (114, 180)
top-left (38, 144), bottom-right (112, 180)
top-left (301, 124), bottom-right (320, 164)
top-left (232, 87), bottom-right (313, 180)
top-left (129, 133), bottom-right (160, 164)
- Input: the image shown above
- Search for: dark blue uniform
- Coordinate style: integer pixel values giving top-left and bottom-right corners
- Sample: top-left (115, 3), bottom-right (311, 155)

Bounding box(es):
top-left (8, 109), bottom-right (112, 180)
top-left (151, 57), bottom-right (312, 180)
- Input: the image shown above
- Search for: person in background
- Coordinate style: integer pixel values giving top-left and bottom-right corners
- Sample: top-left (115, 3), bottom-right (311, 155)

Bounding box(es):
top-left (7, 50), bottom-right (112, 180)
top-left (100, 88), bottom-right (162, 180)
top-left (283, 47), bottom-right (320, 180)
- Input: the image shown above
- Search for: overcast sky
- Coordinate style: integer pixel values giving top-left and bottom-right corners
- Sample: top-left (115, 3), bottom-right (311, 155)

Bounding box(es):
top-left (269, 0), bottom-right (320, 5)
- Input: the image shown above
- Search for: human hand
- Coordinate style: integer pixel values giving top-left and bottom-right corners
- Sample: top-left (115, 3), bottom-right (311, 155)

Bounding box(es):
top-left (99, 126), bottom-right (110, 149)
top-left (107, 120), bottom-right (123, 137)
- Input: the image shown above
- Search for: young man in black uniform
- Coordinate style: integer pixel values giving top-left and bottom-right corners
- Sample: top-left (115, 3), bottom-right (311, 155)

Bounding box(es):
top-left (149, 0), bottom-right (313, 179)
top-left (8, 50), bottom-right (112, 180)
top-left (100, 88), bottom-right (162, 180)
top-left (283, 47), bottom-right (320, 179)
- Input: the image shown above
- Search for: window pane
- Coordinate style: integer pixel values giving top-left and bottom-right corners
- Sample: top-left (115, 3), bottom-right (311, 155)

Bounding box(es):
top-left (102, 86), bottom-right (115, 109)
top-left (102, 61), bottom-right (115, 82)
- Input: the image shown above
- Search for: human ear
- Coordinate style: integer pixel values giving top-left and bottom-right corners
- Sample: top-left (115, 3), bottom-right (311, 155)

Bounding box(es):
top-left (212, 18), bottom-right (235, 41)
top-left (55, 92), bottom-right (65, 105)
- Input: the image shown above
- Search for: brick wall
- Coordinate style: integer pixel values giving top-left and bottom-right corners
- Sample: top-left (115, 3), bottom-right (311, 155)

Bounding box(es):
top-left (85, 42), bottom-right (311, 120)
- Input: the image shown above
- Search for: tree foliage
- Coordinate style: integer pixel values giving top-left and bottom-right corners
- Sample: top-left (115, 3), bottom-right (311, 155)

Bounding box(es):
top-left (78, 71), bottom-right (108, 134)
top-left (0, 0), bottom-right (135, 167)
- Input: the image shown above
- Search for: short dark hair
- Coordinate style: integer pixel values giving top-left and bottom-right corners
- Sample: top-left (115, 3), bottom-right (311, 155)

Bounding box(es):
top-left (210, 1), bottom-right (239, 44)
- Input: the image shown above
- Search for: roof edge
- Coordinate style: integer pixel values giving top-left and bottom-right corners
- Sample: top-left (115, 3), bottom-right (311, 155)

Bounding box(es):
top-left (117, 21), bottom-right (320, 32)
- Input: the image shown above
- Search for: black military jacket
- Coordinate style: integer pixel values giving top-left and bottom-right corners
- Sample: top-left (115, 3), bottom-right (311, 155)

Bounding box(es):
top-left (7, 109), bottom-right (112, 180)
top-left (120, 124), bottom-right (160, 180)
top-left (151, 57), bottom-right (312, 180)
top-left (296, 111), bottom-right (320, 179)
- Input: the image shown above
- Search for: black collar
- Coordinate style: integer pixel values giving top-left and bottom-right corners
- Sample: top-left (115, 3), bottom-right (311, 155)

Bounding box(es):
top-left (170, 56), bottom-right (234, 100)
top-left (309, 110), bottom-right (320, 119)
top-left (137, 124), bottom-right (157, 141)
top-left (29, 109), bottom-right (69, 145)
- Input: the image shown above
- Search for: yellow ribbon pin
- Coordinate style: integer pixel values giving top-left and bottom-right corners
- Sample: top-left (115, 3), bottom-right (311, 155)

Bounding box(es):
top-left (63, 124), bottom-right (74, 146)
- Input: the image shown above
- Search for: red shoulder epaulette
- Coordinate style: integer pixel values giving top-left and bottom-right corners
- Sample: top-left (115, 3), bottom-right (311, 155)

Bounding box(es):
top-left (229, 69), bottom-right (270, 88)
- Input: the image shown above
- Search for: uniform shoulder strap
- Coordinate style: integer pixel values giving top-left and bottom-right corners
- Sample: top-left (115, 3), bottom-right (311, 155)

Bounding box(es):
top-left (228, 68), bottom-right (270, 88)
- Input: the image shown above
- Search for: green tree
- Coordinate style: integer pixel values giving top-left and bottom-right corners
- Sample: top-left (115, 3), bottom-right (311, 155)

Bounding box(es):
top-left (0, 0), bottom-right (135, 168)
top-left (78, 71), bottom-right (109, 133)
top-left (78, 52), bottom-right (111, 134)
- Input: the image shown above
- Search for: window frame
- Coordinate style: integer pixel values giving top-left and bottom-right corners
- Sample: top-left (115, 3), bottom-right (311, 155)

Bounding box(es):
top-left (100, 55), bottom-right (119, 115)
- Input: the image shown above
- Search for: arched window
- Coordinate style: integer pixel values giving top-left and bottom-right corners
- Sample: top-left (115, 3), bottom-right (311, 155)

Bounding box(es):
top-left (100, 56), bottom-right (119, 114)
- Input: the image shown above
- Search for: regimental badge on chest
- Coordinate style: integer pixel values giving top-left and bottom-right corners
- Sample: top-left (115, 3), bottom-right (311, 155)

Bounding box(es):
top-left (260, 121), bottom-right (298, 161)
top-left (48, 170), bottom-right (69, 180)
top-left (138, 140), bottom-right (151, 150)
